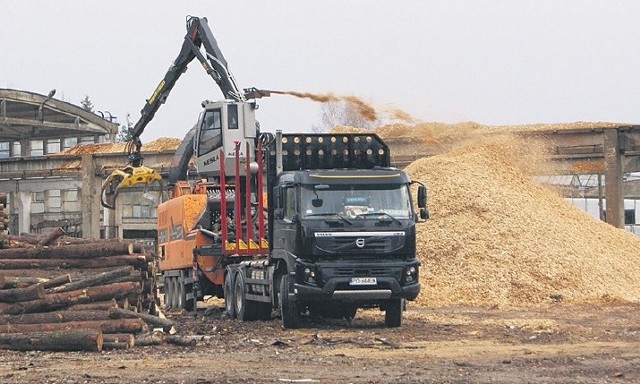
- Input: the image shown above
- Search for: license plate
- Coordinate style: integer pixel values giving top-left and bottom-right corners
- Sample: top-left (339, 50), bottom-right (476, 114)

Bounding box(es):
top-left (349, 277), bottom-right (377, 286)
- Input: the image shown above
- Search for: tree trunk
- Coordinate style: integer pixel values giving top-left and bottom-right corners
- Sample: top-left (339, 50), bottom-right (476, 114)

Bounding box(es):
top-left (0, 242), bottom-right (135, 260)
top-left (0, 329), bottom-right (103, 351)
top-left (108, 307), bottom-right (175, 332)
top-left (48, 266), bottom-right (133, 294)
top-left (0, 284), bottom-right (45, 303)
top-left (0, 255), bottom-right (147, 269)
top-left (38, 227), bottom-right (66, 246)
top-left (0, 318), bottom-right (146, 334)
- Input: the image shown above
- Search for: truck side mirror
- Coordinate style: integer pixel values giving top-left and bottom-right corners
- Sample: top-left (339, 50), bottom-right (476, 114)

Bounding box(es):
top-left (417, 185), bottom-right (427, 208)
top-left (420, 207), bottom-right (429, 220)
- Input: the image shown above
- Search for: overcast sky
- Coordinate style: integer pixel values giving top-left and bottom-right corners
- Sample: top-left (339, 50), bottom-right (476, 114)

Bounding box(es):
top-left (2, 1), bottom-right (640, 143)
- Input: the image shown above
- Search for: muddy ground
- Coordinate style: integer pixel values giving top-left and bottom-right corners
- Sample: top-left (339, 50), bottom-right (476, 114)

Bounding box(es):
top-left (0, 300), bottom-right (638, 384)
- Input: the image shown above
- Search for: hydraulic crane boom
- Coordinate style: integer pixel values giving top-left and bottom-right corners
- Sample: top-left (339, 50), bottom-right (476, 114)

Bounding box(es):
top-left (101, 16), bottom-right (263, 209)
top-left (128, 15), bottom-right (245, 167)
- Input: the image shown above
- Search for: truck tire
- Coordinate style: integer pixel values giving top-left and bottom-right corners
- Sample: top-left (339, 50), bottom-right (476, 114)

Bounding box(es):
top-left (234, 272), bottom-right (258, 321)
top-left (176, 277), bottom-right (185, 309)
top-left (163, 276), bottom-right (172, 309)
top-left (224, 273), bottom-right (236, 318)
top-left (384, 299), bottom-right (404, 327)
top-left (279, 274), bottom-right (300, 329)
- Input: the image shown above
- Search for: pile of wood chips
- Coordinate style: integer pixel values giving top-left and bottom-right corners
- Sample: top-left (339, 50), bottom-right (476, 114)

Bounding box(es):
top-left (404, 132), bottom-right (640, 309)
top-left (59, 137), bottom-right (181, 155)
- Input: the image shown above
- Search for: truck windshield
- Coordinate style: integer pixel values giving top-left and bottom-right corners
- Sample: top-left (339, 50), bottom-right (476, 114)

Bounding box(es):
top-left (301, 184), bottom-right (412, 219)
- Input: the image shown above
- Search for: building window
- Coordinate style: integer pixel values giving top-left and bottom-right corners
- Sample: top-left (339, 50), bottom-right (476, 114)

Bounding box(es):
top-left (47, 139), bottom-right (61, 154)
top-left (30, 140), bottom-right (44, 156)
top-left (65, 189), bottom-right (78, 202)
top-left (625, 209), bottom-right (635, 225)
top-left (80, 136), bottom-right (94, 144)
top-left (48, 190), bottom-right (62, 209)
top-left (0, 142), bottom-right (9, 158)
top-left (63, 137), bottom-right (78, 150)
top-left (33, 191), bottom-right (44, 202)
top-left (12, 142), bottom-right (21, 157)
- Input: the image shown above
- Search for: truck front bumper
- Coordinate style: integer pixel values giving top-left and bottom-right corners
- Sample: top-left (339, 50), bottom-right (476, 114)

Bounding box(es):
top-left (294, 276), bottom-right (420, 302)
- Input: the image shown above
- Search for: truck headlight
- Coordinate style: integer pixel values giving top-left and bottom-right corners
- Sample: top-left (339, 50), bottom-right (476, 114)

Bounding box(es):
top-left (303, 267), bottom-right (316, 284)
top-left (405, 266), bottom-right (417, 283)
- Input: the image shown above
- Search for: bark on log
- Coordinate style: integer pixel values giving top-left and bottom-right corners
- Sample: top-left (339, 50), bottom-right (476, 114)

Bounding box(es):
top-left (45, 281), bottom-right (140, 305)
top-left (38, 227), bottom-right (66, 246)
top-left (1, 276), bottom-right (48, 289)
top-left (108, 307), bottom-right (174, 332)
top-left (0, 293), bottom-right (87, 315)
top-left (0, 274), bottom-right (4, 289)
top-left (165, 335), bottom-right (198, 347)
top-left (0, 233), bottom-right (41, 246)
top-left (65, 299), bottom-right (118, 311)
top-left (41, 274), bottom-right (72, 290)
top-left (0, 242), bottom-right (135, 260)
top-left (134, 331), bottom-right (164, 346)
top-left (0, 284), bottom-right (45, 303)
top-left (0, 310), bottom-right (111, 325)
top-left (0, 318), bottom-right (146, 334)
top-left (102, 341), bottom-right (130, 350)
top-left (48, 266), bottom-right (133, 294)
top-left (0, 329), bottom-right (103, 351)
top-left (0, 255), bottom-right (147, 269)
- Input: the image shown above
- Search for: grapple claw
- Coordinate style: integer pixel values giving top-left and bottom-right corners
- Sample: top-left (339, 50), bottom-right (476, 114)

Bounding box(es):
top-left (101, 166), bottom-right (163, 209)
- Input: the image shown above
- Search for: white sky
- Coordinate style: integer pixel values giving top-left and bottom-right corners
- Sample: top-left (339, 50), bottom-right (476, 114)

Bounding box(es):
top-left (2, 1), bottom-right (640, 143)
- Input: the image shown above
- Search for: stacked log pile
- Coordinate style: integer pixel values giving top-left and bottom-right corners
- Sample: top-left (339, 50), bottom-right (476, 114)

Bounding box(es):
top-left (0, 230), bottom-right (172, 352)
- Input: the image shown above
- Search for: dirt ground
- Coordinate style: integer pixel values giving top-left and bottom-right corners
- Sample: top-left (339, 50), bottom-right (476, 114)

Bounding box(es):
top-left (0, 299), bottom-right (638, 384)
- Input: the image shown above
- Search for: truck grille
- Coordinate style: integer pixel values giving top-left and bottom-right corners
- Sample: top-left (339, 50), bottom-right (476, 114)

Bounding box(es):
top-left (314, 231), bottom-right (405, 254)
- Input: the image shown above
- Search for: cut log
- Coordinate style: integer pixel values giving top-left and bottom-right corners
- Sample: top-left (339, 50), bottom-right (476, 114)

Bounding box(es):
top-left (1, 276), bottom-right (48, 289)
top-left (108, 307), bottom-right (174, 332)
top-left (0, 274), bottom-right (4, 289)
top-left (165, 335), bottom-right (198, 347)
top-left (0, 329), bottom-right (103, 351)
top-left (41, 274), bottom-right (72, 290)
top-left (102, 341), bottom-right (130, 350)
top-left (48, 266), bottom-right (133, 294)
top-left (103, 333), bottom-right (135, 348)
top-left (0, 255), bottom-right (147, 269)
top-left (0, 293), bottom-right (87, 315)
top-left (0, 284), bottom-right (45, 303)
top-left (134, 331), bottom-right (164, 346)
top-left (38, 227), bottom-right (66, 246)
top-left (0, 242), bottom-right (136, 260)
top-left (0, 310), bottom-right (112, 325)
top-left (0, 318), bottom-right (147, 334)
top-left (44, 281), bottom-right (140, 306)
top-left (65, 299), bottom-right (118, 311)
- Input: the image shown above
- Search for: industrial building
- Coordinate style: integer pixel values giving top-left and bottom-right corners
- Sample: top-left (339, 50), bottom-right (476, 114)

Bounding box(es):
top-left (2, 87), bottom-right (640, 246)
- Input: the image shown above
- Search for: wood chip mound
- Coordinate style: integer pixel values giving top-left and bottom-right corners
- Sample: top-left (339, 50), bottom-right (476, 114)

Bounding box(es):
top-left (59, 137), bottom-right (180, 155)
top-left (405, 133), bottom-right (640, 309)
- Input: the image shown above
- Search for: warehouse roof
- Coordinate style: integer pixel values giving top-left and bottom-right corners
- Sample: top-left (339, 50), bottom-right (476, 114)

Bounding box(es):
top-left (0, 88), bottom-right (118, 140)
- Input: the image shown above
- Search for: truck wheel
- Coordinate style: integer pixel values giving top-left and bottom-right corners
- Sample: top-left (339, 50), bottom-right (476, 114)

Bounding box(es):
top-left (223, 273), bottom-right (236, 318)
top-left (384, 299), bottom-right (404, 327)
top-left (163, 276), bottom-right (171, 309)
top-left (279, 275), bottom-right (300, 329)
top-left (234, 272), bottom-right (258, 321)
top-left (176, 277), bottom-right (185, 309)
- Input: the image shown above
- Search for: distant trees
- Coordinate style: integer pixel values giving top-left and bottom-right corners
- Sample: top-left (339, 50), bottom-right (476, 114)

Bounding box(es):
top-left (80, 95), bottom-right (94, 113)
top-left (116, 113), bottom-right (134, 143)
